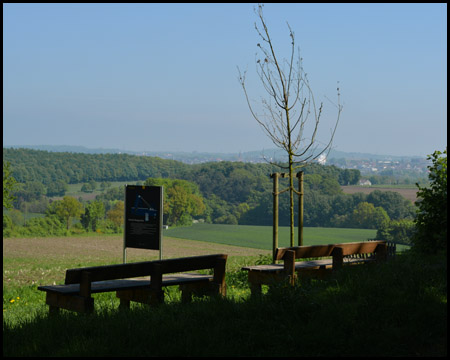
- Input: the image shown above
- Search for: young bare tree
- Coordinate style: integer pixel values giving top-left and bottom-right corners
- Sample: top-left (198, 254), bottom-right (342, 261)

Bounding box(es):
top-left (238, 4), bottom-right (342, 246)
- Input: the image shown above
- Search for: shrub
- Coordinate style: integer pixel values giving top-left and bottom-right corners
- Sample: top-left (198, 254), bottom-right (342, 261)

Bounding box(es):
top-left (413, 149), bottom-right (447, 253)
top-left (376, 219), bottom-right (415, 245)
top-left (21, 215), bottom-right (66, 237)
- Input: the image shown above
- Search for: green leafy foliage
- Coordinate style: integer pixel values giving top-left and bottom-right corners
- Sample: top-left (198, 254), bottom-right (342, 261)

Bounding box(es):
top-left (366, 190), bottom-right (416, 219)
top-left (46, 180), bottom-right (68, 197)
top-left (338, 168), bottom-right (361, 185)
top-left (3, 161), bottom-right (18, 209)
top-left (413, 149), bottom-right (447, 253)
top-left (144, 178), bottom-right (206, 227)
top-left (376, 219), bottom-right (415, 245)
top-left (47, 196), bottom-right (84, 230)
top-left (81, 201), bottom-right (105, 231)
top-left (106, 201), bottom-right (124, 230)
top-left (349, 202), bottom-right (390, 229)
top-left (19, 216), bottom-right (67, 237)
top-left (3, 148), bottom-right (189, 184)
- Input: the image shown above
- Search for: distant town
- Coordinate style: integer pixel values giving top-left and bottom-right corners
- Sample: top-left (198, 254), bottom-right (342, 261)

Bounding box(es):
top-left (326, 156), bottom-right (430, 176)
top-left (130, 148), bottom-right (431, 178)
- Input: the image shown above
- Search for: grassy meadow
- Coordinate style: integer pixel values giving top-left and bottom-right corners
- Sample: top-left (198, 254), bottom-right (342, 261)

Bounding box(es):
top-left (165, 223), bottom-right (377, 249)
top-left (164, 223), bottom-right (410, 252)
top-left (3, 225), bottom-right (445, 356)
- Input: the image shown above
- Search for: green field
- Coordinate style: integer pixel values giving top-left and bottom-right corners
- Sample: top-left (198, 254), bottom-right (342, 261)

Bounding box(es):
top-left (165, 223), bottom-right (378, 250)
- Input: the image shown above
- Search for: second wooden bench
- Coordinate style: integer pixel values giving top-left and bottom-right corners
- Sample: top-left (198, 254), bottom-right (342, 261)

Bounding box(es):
top-left (242, 241), bottom-right (387, 295)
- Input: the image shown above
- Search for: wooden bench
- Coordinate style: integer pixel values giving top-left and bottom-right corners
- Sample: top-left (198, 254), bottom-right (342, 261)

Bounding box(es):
top-left (38, 254), bottom-right (227, 314)
top-left (242, 241), bottom-right (387, 295)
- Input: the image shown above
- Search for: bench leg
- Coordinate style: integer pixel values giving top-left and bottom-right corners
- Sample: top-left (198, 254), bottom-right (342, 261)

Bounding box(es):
top-left (119, 298), bottom-right (131, 309)
top-left (247, 271), bottom-right (269, 297)
top-left (49, 305), bottom-right (60, 316)
top-left (249, 282), bottom-right (262, 297)
top-left (179, 281), bottom-right (223, 302)
top-left (116, 288), bottom-right (164, 307)
top-left (181, 287), bottom-right (194, 303)
top-left (45, 292), bottom-right (94, 314)
top-left (179, 283), bottom-right (203, 303)
top-left (288, 274), bottom-right (297, 286)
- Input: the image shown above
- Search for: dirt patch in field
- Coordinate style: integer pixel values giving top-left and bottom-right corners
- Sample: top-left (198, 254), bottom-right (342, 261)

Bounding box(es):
top-left (3, 235), bottom-right (269, 262)
top-left (341, 186), bottom-right (418, 203)
top-left (3, 236), bottom-right (270, 287)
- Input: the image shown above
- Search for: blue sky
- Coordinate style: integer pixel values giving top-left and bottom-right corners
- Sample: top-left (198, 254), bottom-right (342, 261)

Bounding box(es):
top-left (3, 3), bottom-right (447, 156)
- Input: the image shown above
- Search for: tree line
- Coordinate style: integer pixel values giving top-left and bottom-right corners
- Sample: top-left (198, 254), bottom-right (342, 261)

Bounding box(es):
top-left (3, 148), bottom-right (189, 185)
top-left (3, 147), bottom-right (360, 187)
top-left (4, 148), bottom-right (417, 240)
top-left (3, 177), bottom-right (206, 237)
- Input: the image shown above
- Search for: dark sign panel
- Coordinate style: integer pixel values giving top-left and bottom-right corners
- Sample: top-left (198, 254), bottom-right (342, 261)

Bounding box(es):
top-left (124, 185), bottom-right (162, 250)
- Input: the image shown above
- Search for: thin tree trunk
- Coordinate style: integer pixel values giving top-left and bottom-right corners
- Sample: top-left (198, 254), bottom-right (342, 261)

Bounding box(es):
top-left (286, 96), bottom-right (295, 247)
top-left (289, 153), bottom-right (295, 247)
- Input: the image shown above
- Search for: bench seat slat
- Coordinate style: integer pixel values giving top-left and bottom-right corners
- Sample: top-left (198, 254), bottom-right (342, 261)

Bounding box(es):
top-left (39, 274), bottom-right (213, 295)
top-left (242, 256), bottom-right (377, 273)
top-left (242, 259), bottom-right (334, 272)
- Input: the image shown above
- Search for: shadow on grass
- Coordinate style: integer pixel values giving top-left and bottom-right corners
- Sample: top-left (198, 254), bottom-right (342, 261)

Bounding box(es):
top-left (3, 252), bottom-right (447, 357)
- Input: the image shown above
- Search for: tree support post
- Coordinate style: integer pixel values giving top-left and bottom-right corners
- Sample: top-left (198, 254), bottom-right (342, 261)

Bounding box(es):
top-left (271, 173), bottom-right (279, 263)
top-left (297, 171), bottom-right (304, 246)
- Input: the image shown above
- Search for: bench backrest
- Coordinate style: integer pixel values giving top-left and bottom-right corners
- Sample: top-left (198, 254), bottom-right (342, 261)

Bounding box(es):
top-left (275, 244), bottom-right (335, 261)
top-left (275, 241), bottom-right (387, 262)
top-left (334, 241), bottom-right (385, 256)
top-left (65, 254), bottom-right (228, 285)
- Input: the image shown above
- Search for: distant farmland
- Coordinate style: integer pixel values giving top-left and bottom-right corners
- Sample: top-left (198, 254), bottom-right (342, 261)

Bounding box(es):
top-left (341, 185), bottom-right (418, 203)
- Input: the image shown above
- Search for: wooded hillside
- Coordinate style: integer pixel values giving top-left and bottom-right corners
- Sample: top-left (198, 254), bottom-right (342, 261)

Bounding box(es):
top-left (4, 148), bottom-right (415, 231)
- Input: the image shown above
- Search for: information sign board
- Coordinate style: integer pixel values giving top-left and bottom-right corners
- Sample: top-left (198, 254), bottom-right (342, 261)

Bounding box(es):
top-left (124, 185), bottom-right (163, 251)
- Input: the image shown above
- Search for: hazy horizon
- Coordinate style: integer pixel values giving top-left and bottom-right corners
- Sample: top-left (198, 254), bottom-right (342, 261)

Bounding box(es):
top-left (3, 3), bottom-right (447, 158)
top-left (3, 143), bottom-right (430, 159)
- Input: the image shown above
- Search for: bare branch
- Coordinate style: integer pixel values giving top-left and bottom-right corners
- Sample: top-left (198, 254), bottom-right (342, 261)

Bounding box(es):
top-left (238, 4), bottom-right (342, 245)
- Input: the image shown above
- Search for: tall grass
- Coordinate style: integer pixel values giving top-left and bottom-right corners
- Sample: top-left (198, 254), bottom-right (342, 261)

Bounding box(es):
top-left (3, 251), bottom-right (446, 357)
